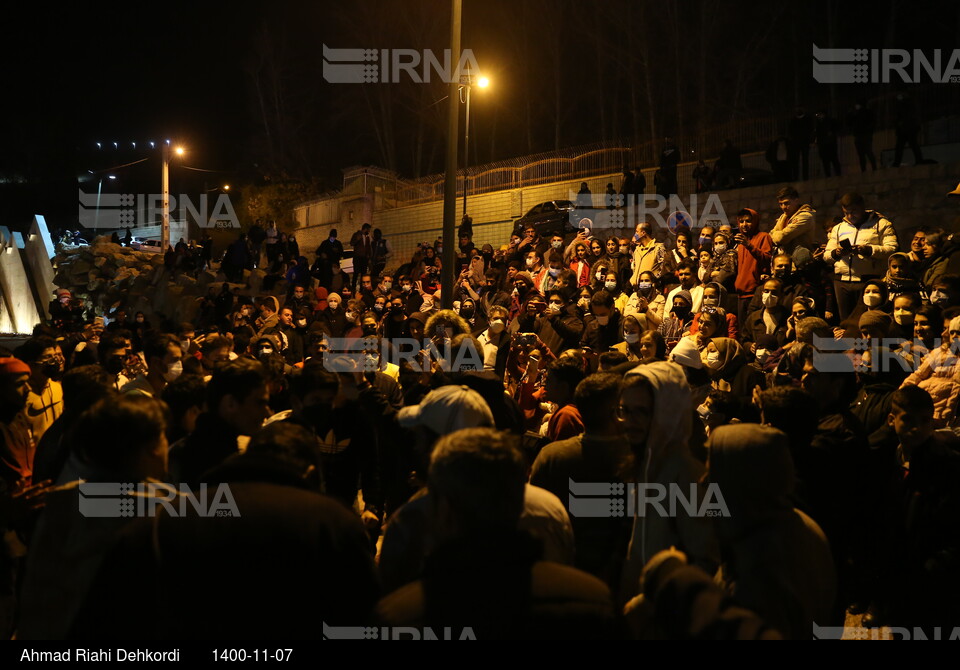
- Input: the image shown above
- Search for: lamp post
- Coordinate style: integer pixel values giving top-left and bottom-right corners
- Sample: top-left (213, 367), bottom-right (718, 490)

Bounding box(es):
top-left (161, 144), bottom-right (184, 252)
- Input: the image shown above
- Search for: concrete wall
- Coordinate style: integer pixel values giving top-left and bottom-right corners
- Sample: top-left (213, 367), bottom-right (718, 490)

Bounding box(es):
top-left (292, 128), bottom-right (960, 271)
top-left (0, 227), bottom-right (41, 334)
top-left (24, 216), bottom-right (57, 320)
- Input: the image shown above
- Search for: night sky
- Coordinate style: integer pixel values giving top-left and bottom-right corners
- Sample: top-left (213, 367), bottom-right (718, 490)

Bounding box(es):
top-left (2, 0), bottom-right (958, 230)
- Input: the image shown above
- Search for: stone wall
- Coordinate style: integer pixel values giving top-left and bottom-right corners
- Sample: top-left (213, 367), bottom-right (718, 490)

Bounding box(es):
top-left (292, 157), bottom-right (960, 270)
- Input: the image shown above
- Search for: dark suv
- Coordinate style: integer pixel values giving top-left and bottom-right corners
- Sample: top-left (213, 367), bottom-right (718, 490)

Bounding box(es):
top-left (513, 200), bottom-right (582, 237)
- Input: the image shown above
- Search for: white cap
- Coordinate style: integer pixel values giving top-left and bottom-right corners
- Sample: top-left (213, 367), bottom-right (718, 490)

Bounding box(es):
top-left (397, 385), bottom-right (495, 434)
top-left (669, 336), bottom-right (704, 370)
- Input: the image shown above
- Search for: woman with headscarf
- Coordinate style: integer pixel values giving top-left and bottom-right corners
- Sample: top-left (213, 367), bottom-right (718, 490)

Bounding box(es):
top-left (658, 289), bottom-right (695, 350)
top-left (626, 271), bottom-right (664, 331)
top-left (700, 337), bottom-right (763, 401)
top-left (320, 292), bottom-right (347, 337)
top-left (613, 315), bottom-right (645, 363)
top-left (833, 279), bottom-right (889, 340)
top-left (884, 251), bottom-right (922, 300)
top-left (689, 283), bottom-right (738, 339)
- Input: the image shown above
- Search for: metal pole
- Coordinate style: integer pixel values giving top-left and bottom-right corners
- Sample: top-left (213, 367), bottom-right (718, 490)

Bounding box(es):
top-left (161, 144), bottom-right (170, 252)
top-left (440, 0), bottom-right (461, 309)
top-left (463, 81), bottom-right (470, 218)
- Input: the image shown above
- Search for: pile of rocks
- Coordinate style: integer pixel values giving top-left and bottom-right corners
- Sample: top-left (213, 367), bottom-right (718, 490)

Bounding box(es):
top-left (52, 236), bottom-right (250, 324)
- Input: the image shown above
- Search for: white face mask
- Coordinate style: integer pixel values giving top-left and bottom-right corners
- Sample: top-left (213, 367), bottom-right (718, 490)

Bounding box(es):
top-left (931, 290), bottom-right (948, 305)
top-left (526, 257), bottom-right (537, 268)
top-left (345, 311), bottom-right (357, 321)
top-left (163, 360), bottom-right (183, 383)
top-left (715, 243), bottom-right (727, 253)
top-left (551, 240), bottom-right (563, 249)
top-left (702, 296), bottom-right (718, 307)
top-left (596, 315), bottom-right (610, 326)
top-left (637, 281), bottom-right (653, 292)
top-left (755, 349), bottom-right (770, 364)
top-left (383, 281), bottom-right (392, 290)
top-left (595, 271), bottom-right (603, 281)
top-left (705, 351), bottom-right (720, 366)
top-left (863, 293), bottom-right (883, 308)
top-left (489, 320), bottom-right (505, 334)
top-left (604, 281), bottom-right (617, 291)
top-left (548, 267), bottom-right (561, 277)
top-left (762, 292), bottom-right (779, 308)
top-left (328, 301), bottom-right (341, 310)
top-left (893, 309), bottom-right (913, 326)
top-left (624, 332), bottom-right (640, 344)
top-left (401, 284), bottom-right (412, 293)
top-left (297, 319), bottom-right (308, 327)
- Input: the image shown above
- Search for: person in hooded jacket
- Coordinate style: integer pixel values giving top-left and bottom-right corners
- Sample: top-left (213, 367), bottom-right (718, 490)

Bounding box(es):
top-left (706, 424), bottom-right (837, 639)
top-left (618, 362), bottom-right (720, 606)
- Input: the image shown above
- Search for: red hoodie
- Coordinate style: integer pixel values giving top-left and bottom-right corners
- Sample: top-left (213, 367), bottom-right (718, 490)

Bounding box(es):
top-left (734, 208), bottom-right (773, 296)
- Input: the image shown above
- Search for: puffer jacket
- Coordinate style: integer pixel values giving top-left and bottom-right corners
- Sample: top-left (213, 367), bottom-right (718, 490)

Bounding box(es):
top-left (901, 346), bottom-right (960, 427)
top-left (770, 204), bottom-right (816, 255)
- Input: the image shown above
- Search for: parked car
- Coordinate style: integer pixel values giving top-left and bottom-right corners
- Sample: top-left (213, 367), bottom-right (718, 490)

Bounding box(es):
top-left (130, 237), bottom-right (164, 254)
top-left (512, 200), bottom-right (583, 238)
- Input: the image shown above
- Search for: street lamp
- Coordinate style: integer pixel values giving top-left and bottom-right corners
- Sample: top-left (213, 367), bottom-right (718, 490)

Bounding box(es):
top-left (161, 144), bottom-right (185, 252)
top-left (460, 73), bottom-right (489, 218)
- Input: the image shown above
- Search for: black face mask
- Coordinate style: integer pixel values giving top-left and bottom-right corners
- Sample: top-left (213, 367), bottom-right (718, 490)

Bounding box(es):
top-left (673, 306), bottom-right (691, 319)
top-left (103, 358), bottom-right (125, 375)
top-left (362, 325), bottom-right (378, 336)
top-left (460, 307), bottom-right (475, 319)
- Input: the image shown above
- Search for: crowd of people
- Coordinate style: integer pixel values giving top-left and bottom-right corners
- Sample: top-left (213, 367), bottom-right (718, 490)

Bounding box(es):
top-left (1, 181), bottom-right (959, 640)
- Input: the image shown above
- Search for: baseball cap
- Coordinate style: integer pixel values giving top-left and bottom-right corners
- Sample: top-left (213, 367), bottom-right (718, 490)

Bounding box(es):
top-left (397, 385), bottom-right (495, 434)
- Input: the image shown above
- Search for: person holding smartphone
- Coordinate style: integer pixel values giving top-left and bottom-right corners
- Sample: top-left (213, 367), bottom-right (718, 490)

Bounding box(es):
top-left (824, 192), bottom-right (898, 322)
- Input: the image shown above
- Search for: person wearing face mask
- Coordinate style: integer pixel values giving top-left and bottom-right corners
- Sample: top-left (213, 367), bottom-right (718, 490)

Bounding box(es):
top-left (699, 337), bottom-right (759, 399)
top-left (532, 251), bottom-right (562, 295)
top-left (320, 292), bottom-right (348, 338)
top-left (825, 192), bottom-right (898, 321)
top-left (742, 279), bottom-right (790, 356)
top-left (478, 305), bottom-right (512, 380)
top-left (625, 271), bottom-right (664, 332)
top-left (527, 289), bottom-right (584, 357)
top-left (834, 280), bottom-right (890, 340)
top-left (747, 254), bottom-right (803, 315)
top-left (887, 293), bottom-right (919, 341)
top-left (582, 289), bottom-right (624, 352)
top-left (457, 298), bottom-right (486, 338)
top-left (709, 232), bottom-right (738, 293)
top-left (928, 276), bottom-right (960, 310)
top-left (396, 274), bottom-right (424, 315)
top-left (17, 337), bottom-right (65, 442)
top-left (613, 315), bottom-right (645, 363)
top-left (509, 272), bottom-right (538, 321)
top-left (121, 333), bottom-right (183, 398)
top-left (341, 300), bottom-right (365, 343)
top-left (657, 291), bottom-right (695, 349)
top-left (601, 271), bottom-right (628, 314)
top-left (690, 283), bottom-right (739, 339)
